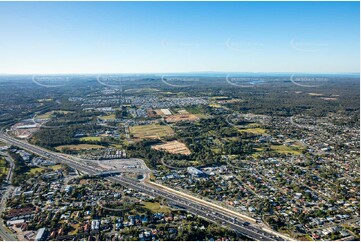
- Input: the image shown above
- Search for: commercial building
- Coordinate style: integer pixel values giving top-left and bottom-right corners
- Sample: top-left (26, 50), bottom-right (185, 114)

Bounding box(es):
top-left (35, 228), bottom-right (47, 241)
top-left (187, 167), bottom-right (206, 177)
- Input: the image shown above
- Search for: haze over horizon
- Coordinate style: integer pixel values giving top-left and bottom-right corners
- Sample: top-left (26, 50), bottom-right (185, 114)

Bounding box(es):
top-left (0, 1), bottom-right (359, 74)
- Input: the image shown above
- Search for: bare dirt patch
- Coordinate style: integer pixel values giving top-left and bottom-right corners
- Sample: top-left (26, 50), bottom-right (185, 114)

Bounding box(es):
top-left (321, 97), bottom-right (338, 101)
top-left (151, 140), bottom-right (191, 155)
top-left (165, 114), bottom-right (200, 123)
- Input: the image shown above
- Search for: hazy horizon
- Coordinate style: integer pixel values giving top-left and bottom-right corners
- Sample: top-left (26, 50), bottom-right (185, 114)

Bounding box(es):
top-left (0, 1), bottom-right (359, 74)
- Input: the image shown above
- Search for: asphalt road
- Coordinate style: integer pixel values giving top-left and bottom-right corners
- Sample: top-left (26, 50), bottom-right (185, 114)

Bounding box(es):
top-left (0, 132), bottom-right (288, 241)
top-left (0, 152), bottom-right (17, 241)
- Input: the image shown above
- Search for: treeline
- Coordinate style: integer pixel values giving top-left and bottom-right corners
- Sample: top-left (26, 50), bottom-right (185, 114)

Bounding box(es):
top-left (175, 117), bottom-right (252, 164)
top-left (126, 139), bottom-right (191, 169)
top-left (8, 149), bottom-right (31, 186)
top-left (30, 110), bottom-right (109, 148)
top-left (31, 123), bottom-right (103, 148)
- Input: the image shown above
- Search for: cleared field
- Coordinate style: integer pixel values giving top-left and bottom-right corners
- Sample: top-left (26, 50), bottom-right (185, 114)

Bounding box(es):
top-left (129, 124), bottom-right (174, 140)
top-left (151, 109), bottom-right (171, 116)
top-left (55, 144), bottom-right (105, 151)
top-left (37, 110), bottom-right (72, 119)
top-left (321, 97), bottom-right (338, 101)
top-left (151, 140), bottom-right (191, 155)
top-left (36, 111), bottom-right (54, 119)
top-left (308, 93), bottom-right (323, 96)
top-left (99, 114), bottom-right (116, 120)
top-left (238, 127), bottom-right (268, 135)
top-left (79, 136), bottom-right (102, 142)
top-left (165, 114), bottom-right (200, 123)
top-left (271, 145), bottom-right (302, 155)
top-left (177, 109), bottom-right (189, 114)
top-left (54, 110), bottom-right (73, 114)
top-left (217, 99), bottom-right (244, 104)
top-left (37, 99), bottom-right (53, 102)
top-left (246, 123), bottom-right (261, 127)
top-left (147, 109), bottom-right (162, 117)
top-left (209, 103), bottom-right (222, 108)
top-left (142, 202), bottom-right (171, 213)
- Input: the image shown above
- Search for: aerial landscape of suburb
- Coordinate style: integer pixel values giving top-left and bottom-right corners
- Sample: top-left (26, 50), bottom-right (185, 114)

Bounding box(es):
top-left (0, 1), bottom-right (359, 241)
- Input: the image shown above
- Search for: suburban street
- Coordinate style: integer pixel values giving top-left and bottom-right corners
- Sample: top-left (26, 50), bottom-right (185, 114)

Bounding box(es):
top-left (0, 152), bottom-right (17, 241)
top-left (0, 132), bottom-right (290, 241)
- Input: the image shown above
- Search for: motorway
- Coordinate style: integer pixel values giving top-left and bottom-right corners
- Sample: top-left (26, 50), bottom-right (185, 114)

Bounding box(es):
top-left (0, 132), bottom-right (289, 241)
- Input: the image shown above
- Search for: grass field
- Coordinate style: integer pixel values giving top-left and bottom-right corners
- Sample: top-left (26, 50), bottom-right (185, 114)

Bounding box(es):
top-left (26, 167), bottom-right (46, 175)
top-left (54, 110), bottom-right (73, 114)
top-left (99, 114), bottom-right (116, 120)
top-left (50, 164), bottom-right (63, 171)
top-left (36, 111), bottom-right (54, 119)
top-left (69, 224), bottom-right (81, 235)
top-left (209, 103), bottom-right (222, 108)
top-left (129, 124), bottom-right (174, 140)
top-left (238, 127), bottom-right (268, 135)
top-left (79, 136), bottom-right (102, 142)
top-left (55, 144), bottom-right (105, 151)
top-left (142, 202), bottom-right (171, 213)
top-left (37, 110), bottom-right (72, 119)
top-left (0, 159), bottom-right (8, 175)
top-left (251, 147), bottom-right (264, 158)
top-left (271, 145), bottom-right (303, 155)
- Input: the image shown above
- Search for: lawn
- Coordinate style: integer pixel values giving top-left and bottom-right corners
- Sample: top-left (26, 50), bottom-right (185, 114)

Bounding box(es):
top-left (185, 106), bottom-right (204, 114)
top-left (251, 147), bottom-right (264, 158)
top-left (142, 202), bottom-right (171, 214)
top-left (36, 110), bottom-right (72, 119)
top-left (79, 136), bottom-right (102, 142)
top-left (209, 103), bottom-right (222, 108)
top-left (50, 164), bottom-right (63, 171)
top-left (69, 224), bottom-right (81, 235)
top-left (99, 114), bottom-right (116, 120)
top-left (36, 111), bottom-right (54, 119)
top-left (0, 159), bottom-right (8, 175)
top-left (270, 145), bottom-right (302, 155)
top-left (211, 148), bottom-right (221, 154)
top-left (55, 144), bottom-right (105, 151)
top-left (54, 110), bottom-right (73, 114)
top-left (129, 124), bottom-right (174, 140)
top-left (238, 127), bottom-right (268, 135)
top-left (26, 167), bottom-right (46, 175)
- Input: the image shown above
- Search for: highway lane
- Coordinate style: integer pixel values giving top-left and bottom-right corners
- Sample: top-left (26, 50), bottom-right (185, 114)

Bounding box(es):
top-left (0, 133), bottom-right (287, 241)
top-left (112, 176), bottom-right (282, 241)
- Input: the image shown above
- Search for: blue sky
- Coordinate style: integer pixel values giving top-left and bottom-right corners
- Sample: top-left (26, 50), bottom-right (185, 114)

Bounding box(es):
top-left (0, 1), bottom-right (359, 74)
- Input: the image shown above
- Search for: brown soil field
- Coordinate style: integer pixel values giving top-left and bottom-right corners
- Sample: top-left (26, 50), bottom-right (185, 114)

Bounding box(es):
top-left (151, 140), bottom-right (191, 155)
top-left (165, 114), bottom-right (200, 123)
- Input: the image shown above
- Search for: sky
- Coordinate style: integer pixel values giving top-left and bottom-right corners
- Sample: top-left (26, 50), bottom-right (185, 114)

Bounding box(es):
top-left (0, 1), bottom-right (359, 74)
